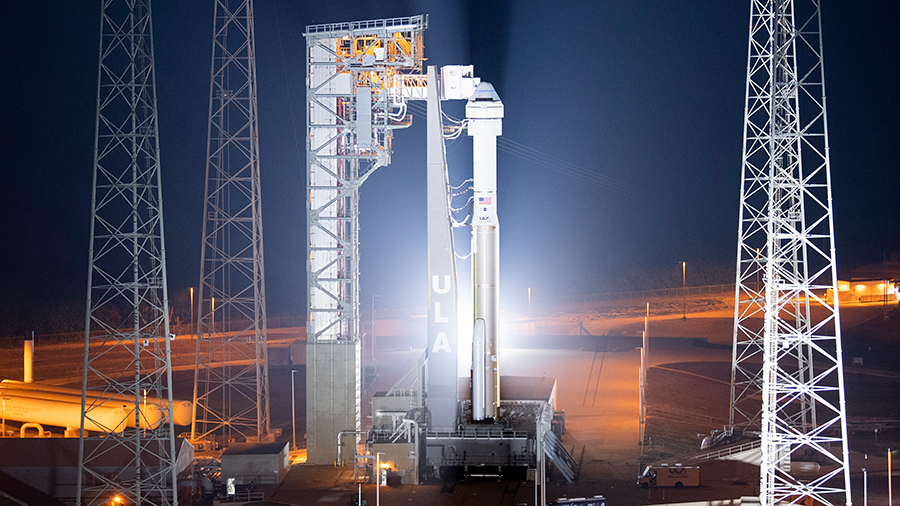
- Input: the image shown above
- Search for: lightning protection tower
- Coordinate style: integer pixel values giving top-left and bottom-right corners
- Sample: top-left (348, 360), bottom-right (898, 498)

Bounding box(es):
top-left (304, 15), bottom-right (427, 464)
top-left (730, 0), bottom-right (851, 504)
top-left (78, 0), bottom-right (179, 504)
top-left (192, 0), bottom-right (270, 445)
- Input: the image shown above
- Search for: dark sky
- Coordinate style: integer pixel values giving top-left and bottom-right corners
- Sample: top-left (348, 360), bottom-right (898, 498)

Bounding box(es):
top-left (1, 1), bottom-right (898, 329)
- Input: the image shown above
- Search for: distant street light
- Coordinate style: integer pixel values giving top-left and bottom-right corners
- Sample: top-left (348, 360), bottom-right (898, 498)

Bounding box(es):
top-left (643, 303), bottom-right (649, 364)
top-left (376, 451), bottom-right (387, 506)
top-left (1, 397), bottom-right (9, 438)
top-left (681, 262), bottom-right (687, 320)
top-left (863, 464), bottom-right (868, 506)
top-left (190, 287), bottom-right (194, 331)
top-left (890, 449), bottom-right (895, 506)
top-left (637, 345), bottom-right (645, 454)
top-left (291, 369), bottom-right (297, 450)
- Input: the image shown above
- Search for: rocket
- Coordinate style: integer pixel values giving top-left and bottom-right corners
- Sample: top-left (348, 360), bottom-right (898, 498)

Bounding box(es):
top-left (467, 82), bottom-right (503, 422)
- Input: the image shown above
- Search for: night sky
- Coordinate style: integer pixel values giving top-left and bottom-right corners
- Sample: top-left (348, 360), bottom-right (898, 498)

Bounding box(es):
top-left (1, 1), bottom-right (898, 332)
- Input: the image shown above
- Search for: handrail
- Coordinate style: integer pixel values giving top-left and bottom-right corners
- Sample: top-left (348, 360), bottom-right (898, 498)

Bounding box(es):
top-left (687, 439), bottom-right (762, 463)
top-left (305, 15), bottom-right (427, 36)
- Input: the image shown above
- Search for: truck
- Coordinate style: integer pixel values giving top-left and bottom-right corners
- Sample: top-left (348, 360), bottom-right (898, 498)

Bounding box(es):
top-left (638, 464), bottom-right (700, 488)
top-left (548, 496), bottom-right (608, 506)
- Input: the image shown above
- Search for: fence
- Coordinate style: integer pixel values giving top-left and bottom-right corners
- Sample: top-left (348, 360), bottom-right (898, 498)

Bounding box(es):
top-left (0, 282), bottom-right (780, 347)
top-left (536, 283), bottom-right (757, 306)
top-left (645, 405), bottom-right (728, 427)
top-left (859, 294), bottom-right (894, 303)
top-left (0, 315), bottom-right (307, 349)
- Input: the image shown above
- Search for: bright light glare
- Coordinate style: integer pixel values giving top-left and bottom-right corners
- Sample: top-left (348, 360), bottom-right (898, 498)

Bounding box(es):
top-left (457, 289), bottom-right (473, 377)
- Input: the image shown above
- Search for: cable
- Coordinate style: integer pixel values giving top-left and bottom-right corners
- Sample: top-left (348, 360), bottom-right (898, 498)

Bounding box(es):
top-left (405, 100), bottom-right (656, 199)
top-left (450, 178), bottom-right (473, 191)
top-left (274, 0), bottom-right (304, 171)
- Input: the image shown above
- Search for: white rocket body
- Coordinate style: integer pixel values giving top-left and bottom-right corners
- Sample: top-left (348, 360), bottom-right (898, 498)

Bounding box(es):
top-left (467, 82), bottom-right (503, 421)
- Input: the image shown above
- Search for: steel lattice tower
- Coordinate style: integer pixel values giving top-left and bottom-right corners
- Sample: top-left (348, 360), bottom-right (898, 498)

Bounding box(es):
top-left (191, 0), bottom-right (270, 445)
top-left (304, 16), bottom-right (427, 464)
top-left (730, 0), bottom-right (851, 504)
top-left (78, 0), bottom-right (179, 504)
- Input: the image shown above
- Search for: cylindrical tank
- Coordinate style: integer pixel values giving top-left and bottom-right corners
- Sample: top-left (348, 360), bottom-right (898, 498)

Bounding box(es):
top-left (1, 395), bottom-right (127, 432)
top-left (791, 461), bottom-right (822, 474)
top-left (0, 380), bottom-right (192, 426)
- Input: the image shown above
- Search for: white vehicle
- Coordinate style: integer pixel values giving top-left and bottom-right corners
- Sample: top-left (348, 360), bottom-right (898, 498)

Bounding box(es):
top-left (638, 464), bottom-right (700, 488)
top-left (548, 496), bottom-right (608, 506)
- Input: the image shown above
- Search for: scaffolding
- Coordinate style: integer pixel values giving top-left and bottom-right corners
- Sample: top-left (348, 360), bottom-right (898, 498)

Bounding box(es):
top-left (730, 0), bottom-right (851, 504)
top-left (303, 15), bottom-right (427, 464)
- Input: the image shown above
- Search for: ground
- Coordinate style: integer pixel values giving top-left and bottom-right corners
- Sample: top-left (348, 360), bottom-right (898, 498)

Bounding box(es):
top-left (0, 293), bottom-right (898, 505)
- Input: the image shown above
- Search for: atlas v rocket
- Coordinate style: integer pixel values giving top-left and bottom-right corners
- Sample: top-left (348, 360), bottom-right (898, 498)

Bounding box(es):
top-left (426, 66), bottom-right (504, 426)
top-left (467, 83), bottom-right (503, 422)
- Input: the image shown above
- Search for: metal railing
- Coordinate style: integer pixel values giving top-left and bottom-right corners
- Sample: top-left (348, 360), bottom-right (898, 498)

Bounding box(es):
top-left (305, 15), bottom-right (427, 35)
top-left (687, 439), bottom-right (761, 464)
top-left (215, 491), bottom-right (265, 503)
top-left (425, 429), bottom-right (529, 440)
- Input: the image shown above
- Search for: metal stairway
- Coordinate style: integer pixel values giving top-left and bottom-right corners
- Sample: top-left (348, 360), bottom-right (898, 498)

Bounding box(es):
top-left (543, 430), bottom-right (579, 482)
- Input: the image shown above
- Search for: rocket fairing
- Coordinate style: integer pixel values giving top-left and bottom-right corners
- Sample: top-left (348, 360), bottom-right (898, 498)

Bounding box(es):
top-left (467, 82), bottom-right (503, 421)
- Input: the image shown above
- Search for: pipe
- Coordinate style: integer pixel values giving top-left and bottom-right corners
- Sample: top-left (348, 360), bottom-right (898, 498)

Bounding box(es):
top-left (375, 410), bottom-right (411, 417)
top-left (20, 422), bottom-right (46, 438)
top-left (336, 430), bottom-right (368, 467)
top-left (23, 331), bottom-right (33, 383)
top-left (402, 418), bottom-right (419, 485)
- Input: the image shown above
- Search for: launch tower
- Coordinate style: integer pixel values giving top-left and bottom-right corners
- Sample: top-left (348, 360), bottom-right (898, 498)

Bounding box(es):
top-left (730, 0), bottom-right (851, 503)
top-left (304, 16), bottom-right (427, 464)
top-left (192, 0), bottom-right (270, 445)
top-left (78, 0), bottom-right (179, 504)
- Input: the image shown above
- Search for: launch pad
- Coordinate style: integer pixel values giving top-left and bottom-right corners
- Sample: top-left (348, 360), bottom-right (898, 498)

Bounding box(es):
top-left (365, 375), bottom-right (574, 484)
top-left (303, 16), bottom-right (578, 494)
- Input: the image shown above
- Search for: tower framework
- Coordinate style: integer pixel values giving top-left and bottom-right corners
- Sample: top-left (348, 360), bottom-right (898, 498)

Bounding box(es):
top-left (78, 0), bottom-right (178, 504)
top-left (730, 0), bottom-right (851, 504)
top-left (192, 0), bottom-right (270, 445)
top-left (304, 16), bottom-right (427, 464)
